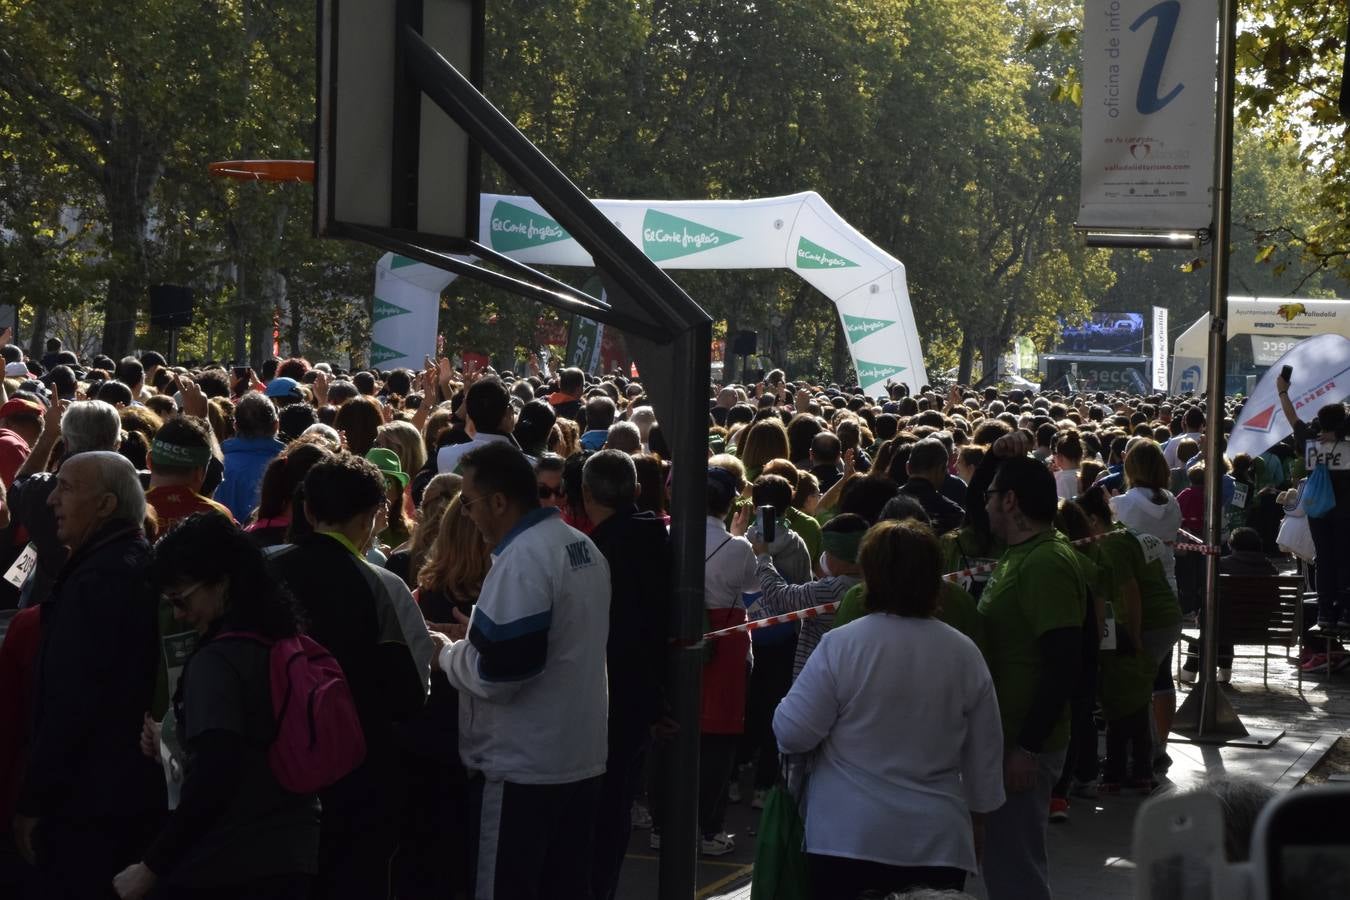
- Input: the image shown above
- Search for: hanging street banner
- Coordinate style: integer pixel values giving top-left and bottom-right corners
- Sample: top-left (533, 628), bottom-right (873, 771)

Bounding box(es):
top-left (1152, 305), bottom-right (1169, 390)
top-left (371, 191), bottom-right (928, 391)
top-left (1227, 334), bottom-right (1350, 459)
top-left (1079, 0), bottom-right (1217, 231)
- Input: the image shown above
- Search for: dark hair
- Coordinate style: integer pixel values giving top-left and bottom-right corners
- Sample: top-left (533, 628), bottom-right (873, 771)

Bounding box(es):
top-left (1230, 526), bottom-right (1262, 553)
top-left (195, 370), bottom-right (230, 399)
top-left (907, 437), bottom-right (948, 474)
top-left (334, 396), bottom-right (383, 456)
top-left (752, 474), bottom-right (794, 516)
top-left (461, 441), bottom-right (540, 511)
top-left (234, 392), bottom-right (279, 439)
top-left (152, 415), bottom-right (215, 477)
top-left (384, 369), bottom-right (412, 397)
top-left (810, 431), bottom-right (841, 464)
top-left (1316, 402), bottom-right (1348, 439)
top-left (352, 371), bottom-right (376, 395)
top-left (585, 395), bottom-right (617, 431)
top-left (465, 376), bottom-right (511, 433)
top-left (878, 493), bottom-right (931, 525)
top-left (96, 380), bottom-right (134, 406)
top-left (559, 367), bottom-right (584, 394)
top-left (991, 456), bottom-right (1059, 524)
top-left (256, 443), bottom-right (331, 521)
top-left (116, 355), bottom-right (144, 388)
top-left (583, 449), bottom-right (637, 509)
top-left (277, 358), bottom-right (310, 381)
top-left (1055, 498), bottom-right (1093, 542)
top-left (633, 452), bottom-right (667, 517)
top-left (514, 398), bottom-right (557, 454)
top-left (786, 413), bottom-right (823, 463)
top-left (859, 520), bottom-right (942, 617)
top-left (1076, 485), bottom-right (1114, 526)
top-left (303, 453), bottom-right (388, 524)
top-left (141, 351), bottom-right (166, 369)
top-left (838, 475), bottom-right (899, 524)
top-left (822, 511), bottom-right (869, 537)
top-left (278, 404), bottom-right (318, 442)
top-left (1053, 430), bottom-right (1084, 464)
top-left (151, 512), bottom-right (301, 639)
top-left (326, 380), bottom-right (359, 406)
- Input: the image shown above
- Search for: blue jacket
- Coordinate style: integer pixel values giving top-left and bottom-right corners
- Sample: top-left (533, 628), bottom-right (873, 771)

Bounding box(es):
top-left (216, 435), bottom-right (284, 522)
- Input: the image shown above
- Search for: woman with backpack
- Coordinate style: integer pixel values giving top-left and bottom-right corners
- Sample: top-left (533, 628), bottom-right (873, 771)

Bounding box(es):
top-left (114, 512), bottom-right (322, 899)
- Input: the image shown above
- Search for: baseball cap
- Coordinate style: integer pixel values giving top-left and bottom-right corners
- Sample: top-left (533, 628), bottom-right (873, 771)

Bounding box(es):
top-left (0, 398), bottom-right (44, 420)
top-left (5, 361), bottom-right (29, 378)
top-left (264, 376), bottom-right (303, 400)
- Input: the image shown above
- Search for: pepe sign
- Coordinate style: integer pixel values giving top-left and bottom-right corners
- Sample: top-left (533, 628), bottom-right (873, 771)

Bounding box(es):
top-left (797, 237), bottom-right (859, 269)
top-left (642, 209), bottom-right (741, 261)
top-left (489, 200), bottom-right (571, 252)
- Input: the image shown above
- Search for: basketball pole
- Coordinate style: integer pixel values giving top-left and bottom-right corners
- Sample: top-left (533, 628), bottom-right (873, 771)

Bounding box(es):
top-left (1173, 0), bottom-right (1277, 747)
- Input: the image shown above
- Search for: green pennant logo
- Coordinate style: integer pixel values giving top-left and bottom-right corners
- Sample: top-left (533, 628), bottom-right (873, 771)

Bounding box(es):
top-left (797, 237), bottom-right (859, 269)
top-left (842, 314), bottom-right (895, 341)
top-left (372, 297), bottom-right (411, 323)
top-left (642, 209), bottom-right (741, 261)
top-left (390, 255), bottom-right (421, 269)
top-left (488, 201), bottom-right (571, 252)
top-left (369, 342), bottom-right (403, 366)
top-left (854, 360), bottom-right (906, 386)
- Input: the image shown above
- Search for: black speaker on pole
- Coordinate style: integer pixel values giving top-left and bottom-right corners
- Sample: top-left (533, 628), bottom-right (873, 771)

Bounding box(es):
top-left (149, 285), bottom-right (194, 329)
top-left (731, 330), bottom-right (758, 357)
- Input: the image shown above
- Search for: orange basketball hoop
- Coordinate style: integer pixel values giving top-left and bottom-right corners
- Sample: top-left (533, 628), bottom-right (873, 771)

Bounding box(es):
top-left (208, 159), bottom-right (315, 183)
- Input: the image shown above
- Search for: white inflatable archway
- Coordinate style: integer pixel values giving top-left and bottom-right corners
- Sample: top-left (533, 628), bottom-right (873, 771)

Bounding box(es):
top-left (370, 191), bottom-right (928, 392)
top-left (1170, 297), bottom-right (1350, 393)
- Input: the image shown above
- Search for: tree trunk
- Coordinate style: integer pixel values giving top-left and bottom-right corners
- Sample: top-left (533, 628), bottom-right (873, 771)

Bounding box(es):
top-left (27, 301), bottom-right (50, 360)
top-left (98, 122), bottom-right (163, 358)
top-left (957, 332), bottom-right (976, 385)
top-left (232, 259), bottom-right (248, 365)
top-left (830, 315), bottom-right (850, 385)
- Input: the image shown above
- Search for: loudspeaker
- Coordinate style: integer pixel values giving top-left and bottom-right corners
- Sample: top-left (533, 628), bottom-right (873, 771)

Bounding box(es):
top-left (149, 284), bottom-right (194, 329)
top-left (730, 330), bottom-right (758, 357)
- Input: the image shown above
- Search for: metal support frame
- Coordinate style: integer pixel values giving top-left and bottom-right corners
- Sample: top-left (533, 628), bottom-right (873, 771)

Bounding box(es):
top-left (1173, 0), bottom-right (1281, 748)
top-left (326, 17), bottom-right (714, 897)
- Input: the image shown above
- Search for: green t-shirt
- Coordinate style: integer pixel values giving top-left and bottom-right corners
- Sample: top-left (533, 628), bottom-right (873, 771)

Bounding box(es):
top-left (784, 506), bottom-right (822, 566)
top-left (1097, 527), bottom-right (1180, 632)
top-left (939, 527), bottom-right (1004, 600)
top-left (834, 581), bottom-right (985, 652)
top-left (977, 529), bottom-right (1087, 752)
top-left (1098, 645), bottom-right (1157, 721)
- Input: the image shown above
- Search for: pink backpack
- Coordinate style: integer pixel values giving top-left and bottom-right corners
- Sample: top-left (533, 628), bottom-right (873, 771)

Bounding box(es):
top-left (223, 632), bottom-right (367, 794)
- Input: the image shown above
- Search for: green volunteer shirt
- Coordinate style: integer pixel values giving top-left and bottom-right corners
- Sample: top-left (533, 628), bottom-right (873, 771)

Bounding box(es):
top-left (784, 506), bottom-right (822, 565)
top-left (977, 529), bottom-right (1087, 752)
top-left (833, 581), bottom-right (985, 652)
top-left (1097, 527), bottom-right (1180, 632)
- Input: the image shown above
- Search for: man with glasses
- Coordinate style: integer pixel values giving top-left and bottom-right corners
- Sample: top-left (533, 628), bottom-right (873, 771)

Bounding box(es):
top-left (16, 452), bottom-right (165, 896)
top-left (976, 435), bottom-right (1088, 900)
top-left (433, 440), bottom-right (611, 900)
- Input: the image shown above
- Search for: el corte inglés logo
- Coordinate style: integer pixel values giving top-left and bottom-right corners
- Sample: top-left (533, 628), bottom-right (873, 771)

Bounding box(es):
top-left (642, 209), bottom-right (741, 261)
top-left (797, 237), bottom-right (859, 269)
top-left (372, 297), bottom-right (410, 322)
top-left (489, 201), bottom-right (571, 252)
top-left (369, 342), bottom-right (403, 366)
top-left (855, 360), bottom-right (906, 385)
top-left (842, 314), bottom-right (894, 341)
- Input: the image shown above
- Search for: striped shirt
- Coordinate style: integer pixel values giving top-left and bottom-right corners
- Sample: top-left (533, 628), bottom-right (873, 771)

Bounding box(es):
top-left (750, 556), bottom-right (860, 678)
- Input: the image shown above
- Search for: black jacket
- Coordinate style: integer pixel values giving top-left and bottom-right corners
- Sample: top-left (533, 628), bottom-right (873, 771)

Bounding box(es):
top-left (19, 521), bottom-right (165, 820)
top-left (588, 506), bottom-right (671, 745)
top-left (899, 478), bottom-right (966, 536)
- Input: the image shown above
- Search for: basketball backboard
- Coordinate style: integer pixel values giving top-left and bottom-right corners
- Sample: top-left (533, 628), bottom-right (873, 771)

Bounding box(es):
top-left (315, 0), bottom-right (483, 243)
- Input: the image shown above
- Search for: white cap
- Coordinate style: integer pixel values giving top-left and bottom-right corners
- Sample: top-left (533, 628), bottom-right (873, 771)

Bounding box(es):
top-left (5, 361), bottom-right (28, 378)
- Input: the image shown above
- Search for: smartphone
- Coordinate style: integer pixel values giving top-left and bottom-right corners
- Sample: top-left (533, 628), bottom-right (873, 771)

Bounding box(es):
top-left (1252, 786), bottom-right (1350, 900)
top-left (232, 366), bottom-right (249, 381)
top-left (1280, 364), bottom-right (1293, 384)
top-left (1135, 792), bottom-right (1226, 900)
top-left (755, 505), bottom-right (776, 544)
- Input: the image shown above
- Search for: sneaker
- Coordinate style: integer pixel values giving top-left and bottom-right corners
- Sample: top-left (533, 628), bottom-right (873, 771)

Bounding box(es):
top-left (1301, 653), bottom-right (1330, 672)
top-left (727, 781), bottom-right (742, 804)
top-left (751, 789), bottom-right (768, 810)
top-left (631, 803), bottom-right (652, 830)
top-left (1048, 797), bottom-right (1070, 823)
top-left (700, 833), bottom-right (735, 856)
top-left (1217, 668), bottom-right (1232, 684)
top-left (1069, 779), bottom-right (1100, 799)
top-left (1177, 668), bottom-right (1198, 684)
top-left (649, 830), bottom-right (661, 850)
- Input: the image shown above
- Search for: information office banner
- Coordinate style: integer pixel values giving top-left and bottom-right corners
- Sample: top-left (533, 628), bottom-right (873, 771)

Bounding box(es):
top-left (1152, 305), bottom-right (1169, 389)
top-left (1080, 0), bottom-right (1217, 231)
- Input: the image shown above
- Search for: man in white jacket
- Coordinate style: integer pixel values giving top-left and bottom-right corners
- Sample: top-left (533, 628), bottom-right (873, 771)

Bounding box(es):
top-left (432, 441), bottom-right (611, 900)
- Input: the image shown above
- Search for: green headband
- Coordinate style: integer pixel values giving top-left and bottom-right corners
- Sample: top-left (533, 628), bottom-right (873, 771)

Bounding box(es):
top-left (151, 438), bottom-right (212, 469)
top-left (822, 529), bottom-right (863, 563)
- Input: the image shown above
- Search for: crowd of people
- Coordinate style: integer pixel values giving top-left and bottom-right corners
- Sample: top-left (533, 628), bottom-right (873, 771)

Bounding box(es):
top-left (0, 332), bottom-right (1345, 900)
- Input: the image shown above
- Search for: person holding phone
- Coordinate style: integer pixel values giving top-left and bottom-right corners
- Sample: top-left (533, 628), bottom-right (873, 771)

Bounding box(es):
top-left (1275, 371), bottom-right (1350, 630)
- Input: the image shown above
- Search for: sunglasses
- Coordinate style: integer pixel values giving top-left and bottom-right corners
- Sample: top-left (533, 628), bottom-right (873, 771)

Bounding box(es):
top-left (538, 485), bottom-right (565, 500)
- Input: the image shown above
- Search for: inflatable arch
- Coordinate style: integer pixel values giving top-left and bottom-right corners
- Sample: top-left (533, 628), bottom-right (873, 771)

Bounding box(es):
top-left (370, 191), bottom-right (928, 392)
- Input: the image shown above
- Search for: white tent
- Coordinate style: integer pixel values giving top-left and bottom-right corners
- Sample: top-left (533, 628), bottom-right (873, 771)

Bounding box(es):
top-left (1170, 297), bottom-right (1350, 393)
top-left (371, 191), bottom-right (928, 392)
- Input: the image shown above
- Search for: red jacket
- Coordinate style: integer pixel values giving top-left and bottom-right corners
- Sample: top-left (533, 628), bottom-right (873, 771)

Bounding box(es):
top-left (0, 607), bottom-right (41, 824)
top-left (701, 607), bottom-right (749, 734)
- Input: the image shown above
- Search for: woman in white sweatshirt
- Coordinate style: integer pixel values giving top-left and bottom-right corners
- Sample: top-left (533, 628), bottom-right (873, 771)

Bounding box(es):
top-left (773, 520), bottom-right (1005, 900)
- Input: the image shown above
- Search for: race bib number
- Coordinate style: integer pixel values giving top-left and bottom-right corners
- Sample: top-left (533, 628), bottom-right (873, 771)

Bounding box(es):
top-left (1101, 601), bottom-right (1117, 651)
top-left (2, 543), bottom-right (38, 589)
top-left (1134, 531), bottom-right (1168, 565)
top-left (1306, 441), bottom-right (1350, 471)
top-left (1231, 482), bottom-right (1249, 509)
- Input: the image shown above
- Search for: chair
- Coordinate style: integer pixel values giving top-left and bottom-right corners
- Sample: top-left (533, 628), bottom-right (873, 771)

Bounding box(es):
top-left (1178, 574), bottom-right (1305, 690)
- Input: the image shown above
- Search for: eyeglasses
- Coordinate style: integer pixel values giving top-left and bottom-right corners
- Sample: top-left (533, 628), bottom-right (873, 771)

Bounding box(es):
top-left (538, 485), bottom-right (565, 500)
top-left (163, 582), bottom-right (206, 611)
top-left (459, 492), bottom-right (490, 510)
top-left (983, 487), bottom-right (1008, 501)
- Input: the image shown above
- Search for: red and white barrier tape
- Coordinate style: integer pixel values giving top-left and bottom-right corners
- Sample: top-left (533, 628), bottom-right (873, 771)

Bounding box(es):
top-left (702, 529), bottom-right (1221, 640)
